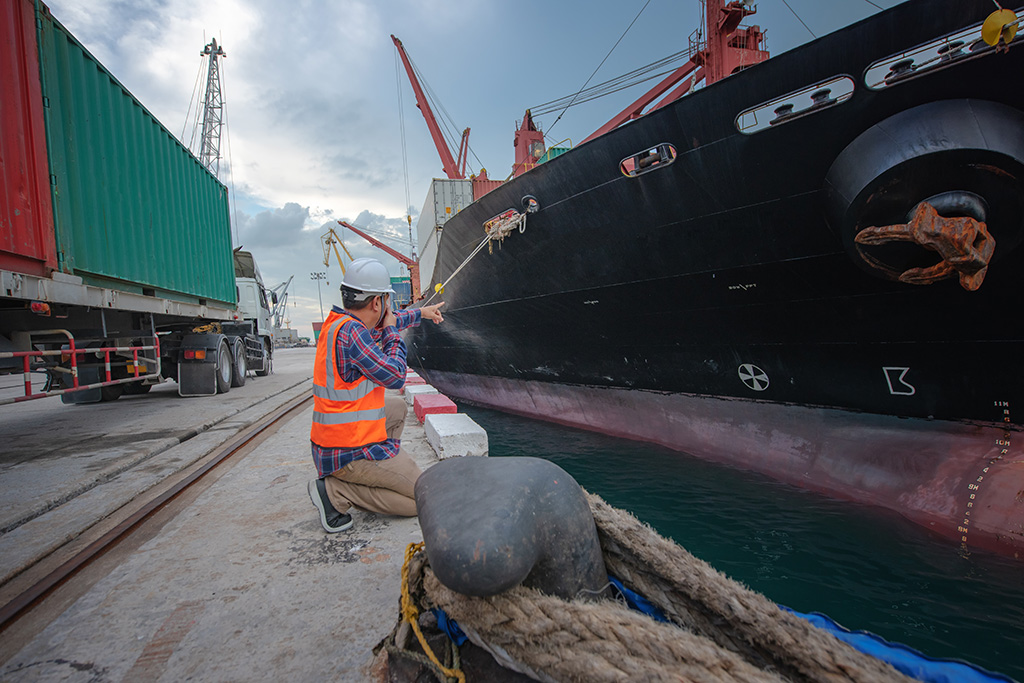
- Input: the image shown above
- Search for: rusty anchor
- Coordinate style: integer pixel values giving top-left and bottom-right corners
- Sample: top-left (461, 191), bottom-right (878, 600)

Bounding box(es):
top-left (854, 201), bottom-right (996, 291)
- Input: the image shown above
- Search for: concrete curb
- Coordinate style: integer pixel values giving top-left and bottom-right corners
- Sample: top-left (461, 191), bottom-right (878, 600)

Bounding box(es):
top-left (424, 413), bottom-right (489, 458)
top-left (408, 374), bottom-right (488, 460)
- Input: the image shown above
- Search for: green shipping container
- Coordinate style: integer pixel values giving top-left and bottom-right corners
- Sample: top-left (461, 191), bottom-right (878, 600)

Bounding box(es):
top-left (37, 6), bottom-right (236, 307)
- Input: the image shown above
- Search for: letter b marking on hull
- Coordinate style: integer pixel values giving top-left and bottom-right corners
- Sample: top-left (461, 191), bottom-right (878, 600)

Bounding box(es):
top-left (883, 367), bottom-right (915, 396)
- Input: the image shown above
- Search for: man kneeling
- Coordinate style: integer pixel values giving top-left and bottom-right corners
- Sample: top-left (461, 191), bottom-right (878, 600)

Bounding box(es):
top-left (307, 257), bottom-right (444, 532)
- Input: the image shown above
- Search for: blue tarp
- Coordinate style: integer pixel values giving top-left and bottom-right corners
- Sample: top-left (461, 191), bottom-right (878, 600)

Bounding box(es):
top-left (432, 607), bottom-right (468, 646)
top-left (781, 607), bottom-right (1015, 683)
top-left (608, 576), bottom-right (669, 622)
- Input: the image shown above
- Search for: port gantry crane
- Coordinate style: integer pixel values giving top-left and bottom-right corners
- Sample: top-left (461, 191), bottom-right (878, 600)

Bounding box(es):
top-left (337, 221), bottom-right (422, 302)
top-left (268, 276), bottom-right (293, 330)
top-left (320, 226), bottom-right (356, 285)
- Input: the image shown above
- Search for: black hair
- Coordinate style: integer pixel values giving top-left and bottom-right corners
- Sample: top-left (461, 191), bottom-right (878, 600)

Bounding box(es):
top-left (342, 285), bottom-right (377, 311)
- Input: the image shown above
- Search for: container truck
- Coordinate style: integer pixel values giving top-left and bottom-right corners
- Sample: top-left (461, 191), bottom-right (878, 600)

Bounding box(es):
top-left (0, 0), bottom-right (273, 404)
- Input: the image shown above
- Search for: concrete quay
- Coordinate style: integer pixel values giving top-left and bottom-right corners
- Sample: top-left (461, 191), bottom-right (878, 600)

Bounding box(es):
top-left (0, 362), bottom-right (488, 681)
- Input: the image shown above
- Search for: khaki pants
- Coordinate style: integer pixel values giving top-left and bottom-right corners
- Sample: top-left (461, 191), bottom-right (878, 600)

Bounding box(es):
top-left (325, 394), bottom-right (421, 517)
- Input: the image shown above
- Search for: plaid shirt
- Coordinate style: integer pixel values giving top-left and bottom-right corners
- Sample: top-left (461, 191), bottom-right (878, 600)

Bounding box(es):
top-left (311, 306), bottom-right (421, 477)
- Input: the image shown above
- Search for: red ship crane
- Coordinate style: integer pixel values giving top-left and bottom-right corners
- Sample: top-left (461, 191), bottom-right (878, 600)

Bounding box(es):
top-left (583, 0), bottom-right (767, 144)
top-left (338, 221), bottom-right (422, 302)
top-left (391, 35), bottom-right (469, 180)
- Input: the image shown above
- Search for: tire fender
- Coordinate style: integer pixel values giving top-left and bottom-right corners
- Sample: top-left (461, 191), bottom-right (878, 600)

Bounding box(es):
top-left (824, 99), bottom-right (1024, 280)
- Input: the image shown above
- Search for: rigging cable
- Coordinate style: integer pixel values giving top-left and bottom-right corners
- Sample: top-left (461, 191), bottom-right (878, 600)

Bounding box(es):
top-left (349, 222), bottom-right (415, 248)
top-left (781, 0), bottom-right (817, 39)
top-left (186, 34), bottom-right (210, 153)
top-left (408, 55), bottom-right (480, 176)
top-left (862, 0), bottom-right (885, 9)
top-left (220, 42), bottom-right (240, 246)
top-left (415, 62), bottom-right (484, 173)
top-left (181, 54), bottom-right (205, 143)
top-left (530, 48), bottom-right (690, 112)
top-left (395, 49), bottom-right (412, 222)
top-left (530, 55), bottom-right (692, 117)
top-left (546, 0), bottom-right (653, 138)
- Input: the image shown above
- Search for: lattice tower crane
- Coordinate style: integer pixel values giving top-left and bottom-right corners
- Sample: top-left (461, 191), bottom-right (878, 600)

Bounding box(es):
top-left (198, 38), bottom-right (227, 177)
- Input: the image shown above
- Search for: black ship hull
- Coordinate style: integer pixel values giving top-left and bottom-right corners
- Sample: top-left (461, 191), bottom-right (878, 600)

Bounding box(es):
top-left (407, 0), bottom-right (1024, 558)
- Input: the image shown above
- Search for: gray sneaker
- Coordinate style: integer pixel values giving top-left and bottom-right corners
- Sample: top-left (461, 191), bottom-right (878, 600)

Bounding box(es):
top-left (308, 478), bottom-right (354, 533)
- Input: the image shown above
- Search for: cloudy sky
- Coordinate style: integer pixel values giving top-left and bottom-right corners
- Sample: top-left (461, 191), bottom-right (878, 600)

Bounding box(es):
top-left (44, 0), bottom-right (897, 337)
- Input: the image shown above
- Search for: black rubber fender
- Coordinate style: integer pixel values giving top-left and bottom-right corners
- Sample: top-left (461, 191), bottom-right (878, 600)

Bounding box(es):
top-left (415, 456), bottom-right (608, 600)
top-left (824, 99), bottom-right (1024, 278)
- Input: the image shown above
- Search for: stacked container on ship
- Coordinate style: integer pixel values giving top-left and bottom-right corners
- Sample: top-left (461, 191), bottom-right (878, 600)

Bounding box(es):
top-left (402, 0), bottom-right (1024, 559)
top-left (1, 0), bottom-right (274, 404)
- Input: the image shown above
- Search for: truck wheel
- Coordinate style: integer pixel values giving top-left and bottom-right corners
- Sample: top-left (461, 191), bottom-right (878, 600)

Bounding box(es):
top-left (124, 382), bottom-right (153, 395)
top-left (230, 338), bottom-right (247, 387)
top-left (215, 338), bottom-right (232, 394)
top-left (255, 342), bottom-right (272, 377)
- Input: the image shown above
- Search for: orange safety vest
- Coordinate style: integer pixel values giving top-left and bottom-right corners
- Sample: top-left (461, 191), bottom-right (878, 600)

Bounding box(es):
top-left (310, 309), bottom-right (387, 448)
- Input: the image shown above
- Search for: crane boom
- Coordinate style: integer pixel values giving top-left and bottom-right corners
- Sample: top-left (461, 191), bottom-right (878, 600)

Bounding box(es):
top-left (338, 221), bottom-right (421, 302)
top-left (391, 34), bottom-right (465, 180)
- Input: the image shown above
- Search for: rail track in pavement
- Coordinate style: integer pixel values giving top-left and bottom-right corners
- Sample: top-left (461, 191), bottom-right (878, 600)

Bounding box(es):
top-left (0, 391), bottom-right (313, 638)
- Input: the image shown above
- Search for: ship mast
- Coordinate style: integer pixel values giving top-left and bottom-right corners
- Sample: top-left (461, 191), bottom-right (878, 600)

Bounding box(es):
top-left (198, 38), bottom-right (227, 177)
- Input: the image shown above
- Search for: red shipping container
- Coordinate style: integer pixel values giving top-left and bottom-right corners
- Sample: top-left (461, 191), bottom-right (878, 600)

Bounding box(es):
top-left (0, 0), bottom-right (57, 276)
top-left (472, 177), bottom-right (504, 201)
top-left (414, 393), bottom-right (457, 423)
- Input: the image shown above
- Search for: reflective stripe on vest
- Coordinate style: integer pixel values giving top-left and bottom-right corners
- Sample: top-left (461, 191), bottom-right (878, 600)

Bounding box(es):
top-left (312, 406), bottom-right (387, 425)
top-left (310, 309), bottom-right (387, 448)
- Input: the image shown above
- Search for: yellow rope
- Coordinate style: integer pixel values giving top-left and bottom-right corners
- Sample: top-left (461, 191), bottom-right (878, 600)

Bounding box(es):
top-left (401, 542), bottom-right (466, 683)
top-left (191, 322), bottom-right (222, 334)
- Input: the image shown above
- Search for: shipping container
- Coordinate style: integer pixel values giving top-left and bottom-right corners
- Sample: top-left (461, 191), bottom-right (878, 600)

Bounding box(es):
top-left (415, 179), bottom-right (474, 295)
top-left (471, 177), bottom-right (503, 201)
top-left (1, 1), bottom-right (274, 404)
top-left (416, 179), bottom-right (474, 252)
top-left (0, 0), bottom-right (57, 276)
top-left (390, 275), bottom-right (412, 308)
top-left (36, 1), bottom-right (236, 306)
top-left (417, 227), bottom-right (441, 297)
top-left (538, 146), bottom-right (570, 164)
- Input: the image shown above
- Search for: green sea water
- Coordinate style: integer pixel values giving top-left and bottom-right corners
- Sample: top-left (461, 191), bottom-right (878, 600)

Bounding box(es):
top-left (458, 404), bottom-right (1024, 682)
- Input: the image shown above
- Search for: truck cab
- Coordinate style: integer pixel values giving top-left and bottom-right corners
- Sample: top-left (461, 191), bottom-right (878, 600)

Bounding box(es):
top-left (233, 249), bottom-right (274, 340)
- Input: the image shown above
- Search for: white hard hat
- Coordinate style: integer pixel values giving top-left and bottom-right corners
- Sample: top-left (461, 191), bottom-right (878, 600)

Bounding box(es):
top-left (341, 258), bottom-right (395, 300)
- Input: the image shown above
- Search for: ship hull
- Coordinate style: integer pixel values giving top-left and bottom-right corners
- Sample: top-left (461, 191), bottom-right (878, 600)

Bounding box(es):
top-left (423, 369), bottom-right (1023, 558)
top-left (407, 0), bottom-right (1024, 558)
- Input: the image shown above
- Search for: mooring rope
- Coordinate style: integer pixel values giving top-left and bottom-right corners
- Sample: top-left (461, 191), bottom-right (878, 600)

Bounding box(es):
top-left (420, 213), bottom-right (527, 306)
top-left (394, 493), bottom-right (915, 683)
